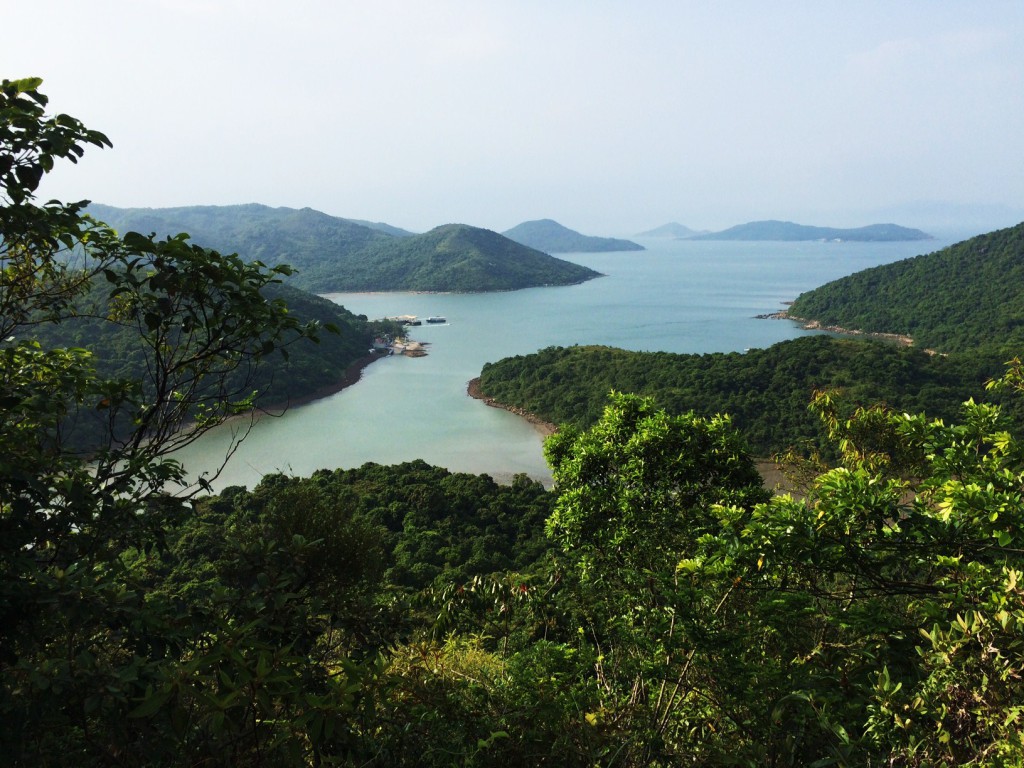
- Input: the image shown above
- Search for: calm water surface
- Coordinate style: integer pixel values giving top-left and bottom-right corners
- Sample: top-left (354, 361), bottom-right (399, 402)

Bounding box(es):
top-left (173, 236), bottom-right (959, 490)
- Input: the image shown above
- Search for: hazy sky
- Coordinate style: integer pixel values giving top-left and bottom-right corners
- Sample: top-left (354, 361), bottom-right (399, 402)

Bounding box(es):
top-left (5, 1), bottom-right (1023, 235)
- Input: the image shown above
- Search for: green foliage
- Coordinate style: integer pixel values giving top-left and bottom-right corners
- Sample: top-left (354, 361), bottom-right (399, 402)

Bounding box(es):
top-left (209, 461), bottom-right (554, 593)
top-left (25, 277), bottom-right (386, 427)
top-left (702, 390), bottom-right (1024, 764)
top-left (543, 394), bottom-right (784, 765)
top-left (89, 204), bottom-right (601, 293)
top-left (532, 388), bottom-right (1024, 765)
top-left (789, 221), bottom-right (1024, 352)
top-left (478, 336), bottom-right (1022, 457)
top-left (0, 77), bottom-right (369, 765)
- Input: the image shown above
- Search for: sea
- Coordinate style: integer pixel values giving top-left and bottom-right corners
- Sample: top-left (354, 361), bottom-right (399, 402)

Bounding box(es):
top-left (171, 234), bottom-right (963, 492)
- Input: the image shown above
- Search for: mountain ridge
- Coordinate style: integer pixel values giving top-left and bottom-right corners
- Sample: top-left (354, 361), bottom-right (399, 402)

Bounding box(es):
top-left (87, 204), bottom-right (599, 292)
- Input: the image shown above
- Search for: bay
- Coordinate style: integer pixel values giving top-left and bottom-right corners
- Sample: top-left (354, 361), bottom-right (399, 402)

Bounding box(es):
top-left (172, 236), bottom-right (960, 491)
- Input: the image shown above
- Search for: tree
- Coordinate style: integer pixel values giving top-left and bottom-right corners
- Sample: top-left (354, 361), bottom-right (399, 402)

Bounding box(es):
top-left (542, 387), bottom-right (1024, 765)
top-left (543, 392), bottom-right (773, 764)
top-left (697, 386), bottom-right (1024, 765)
top-left (0, 77), bottom-right (350, 765)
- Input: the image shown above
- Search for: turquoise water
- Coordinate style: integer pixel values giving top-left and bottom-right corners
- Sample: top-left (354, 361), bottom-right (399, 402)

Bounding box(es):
top-left (172, 236), bottom-right (958, 491)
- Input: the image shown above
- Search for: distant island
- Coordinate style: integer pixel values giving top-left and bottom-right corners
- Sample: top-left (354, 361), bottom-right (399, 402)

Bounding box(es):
top-left (502, 218), bottom-right (644, 253)
top-left (692, 220), bottom-right (933, 242)
top-left (635, 222), bottom-right (704, 238)
top-left (88, 204), bottom-right (600, 293)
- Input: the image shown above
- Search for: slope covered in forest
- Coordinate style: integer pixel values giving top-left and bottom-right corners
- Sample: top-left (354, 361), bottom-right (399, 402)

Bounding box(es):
top-left (788, 221), bottom-right (1024, 352)
top-left (476, 336), bottom-right (1023, 457)
top-left (88, 204), bottom-right (599, 292)
top-left (26, 280), bottom-right (396, 413)
top-left (309, 222), bottom-right (601, 292)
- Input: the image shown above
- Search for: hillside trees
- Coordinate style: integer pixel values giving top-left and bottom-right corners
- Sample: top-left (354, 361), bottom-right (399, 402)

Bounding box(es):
top-left (538, 388), bottom-right (1024, 765)
top-left (788, 222), bottom-right (1024, 352)
top-left (477, 338), bottom-right (1024, 458)
top-left (0, 77), bottom-right (362, 764)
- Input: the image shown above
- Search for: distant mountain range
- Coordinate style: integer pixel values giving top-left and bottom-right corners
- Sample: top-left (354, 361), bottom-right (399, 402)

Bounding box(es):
top-left (693, 220), bottom-right (932, 242)
top-left (87, 204), bottom-right (599, 292)
top-left (635, 222), bottom-right (705, 238)
top-left (502, 219), bottom-right (644, 253)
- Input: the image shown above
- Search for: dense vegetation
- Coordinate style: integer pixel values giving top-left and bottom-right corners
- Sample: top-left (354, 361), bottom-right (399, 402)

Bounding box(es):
top-left (7, 78), bottom-right (1024, 766)
top-left (502, 218), bottom-right (644, 253)
top-left (312, 222), bottom-right (601, 292)
top-left (90, 204), bottom-right (600, 292)
top-left (477, 336), bottom-right (1024, 457)
top-left (694, 219), bottom-right (932, 241)
top-left (789, 221), bottom-right (1024, 352)
top-left (25, 279), bottom-right (399, 419)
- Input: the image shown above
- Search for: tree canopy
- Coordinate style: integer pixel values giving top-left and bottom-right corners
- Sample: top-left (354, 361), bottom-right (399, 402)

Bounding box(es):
top-left (476, 336), bottom-right (1024, 458)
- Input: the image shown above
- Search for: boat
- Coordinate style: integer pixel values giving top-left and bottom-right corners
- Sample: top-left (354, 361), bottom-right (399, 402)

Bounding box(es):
top-left (426, 316), bottom-right (446, 324)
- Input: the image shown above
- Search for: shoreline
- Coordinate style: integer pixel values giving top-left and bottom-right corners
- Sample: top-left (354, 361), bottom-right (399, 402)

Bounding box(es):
top-left (260, 351), bottom-right (386, 414)
top-left (466, 378), bottom-right (558, 436)
top-left (759, 311), bottom-right (914, 347)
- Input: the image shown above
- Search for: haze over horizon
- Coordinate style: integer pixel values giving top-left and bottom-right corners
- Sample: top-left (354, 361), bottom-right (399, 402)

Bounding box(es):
top-left (5, 1), bottom-right (1024, 238)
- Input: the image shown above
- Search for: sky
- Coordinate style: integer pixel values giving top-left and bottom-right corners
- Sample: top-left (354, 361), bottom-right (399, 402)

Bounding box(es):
top-left (5, 1), bottom-right (1024, 236)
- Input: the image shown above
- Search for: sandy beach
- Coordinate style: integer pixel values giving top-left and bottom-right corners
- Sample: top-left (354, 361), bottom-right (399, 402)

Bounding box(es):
top-left (466, 377), bottom-right (558, 436)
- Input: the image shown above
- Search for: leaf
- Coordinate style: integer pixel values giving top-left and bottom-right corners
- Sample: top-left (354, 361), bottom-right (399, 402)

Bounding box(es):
top-left (128, 689), bottom-right (170, 719)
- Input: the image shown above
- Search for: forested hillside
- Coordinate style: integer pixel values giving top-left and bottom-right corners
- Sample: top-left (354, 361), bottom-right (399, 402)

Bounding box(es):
top-left (789, 221), bottom-right (1024, 352)
top-left (88, 202), bottom-right (393, 277)
top-left (307, 223), bottom-right (601, 292)
top-left (89, 204), bottom-right (600, 292)
top-left (25, 280), bottom-right (397, 420)
top-left (477, 336), bottom-right (1022, 456)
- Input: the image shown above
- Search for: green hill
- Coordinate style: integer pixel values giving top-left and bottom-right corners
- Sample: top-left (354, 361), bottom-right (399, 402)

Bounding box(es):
top-left (694, 220), bottom-right (932, 241)
top-left (476, 336), bottom-right (1021, 457)
top-left (332, 223), bottom-right (602, 292)
top-left (503, 218), bottom-right (644, 253)
top-left (788, 221), bottom-right (1024, 352)
top-left (87, 204), bottom-right (597, 292)
top-left (25, 279), bottom-right (394, 415)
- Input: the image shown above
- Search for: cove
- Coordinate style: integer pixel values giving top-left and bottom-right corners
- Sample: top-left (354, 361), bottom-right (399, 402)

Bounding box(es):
top-left (171, 236), bottom-right (959, 491)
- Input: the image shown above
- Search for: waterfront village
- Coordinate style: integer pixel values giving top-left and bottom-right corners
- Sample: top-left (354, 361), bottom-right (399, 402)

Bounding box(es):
top-left (372, 314), bottom-right (447, 357)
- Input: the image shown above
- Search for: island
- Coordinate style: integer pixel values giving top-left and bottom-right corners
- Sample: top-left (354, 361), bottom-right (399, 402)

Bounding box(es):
top-left (692, 219), bottom-right (933, 241)
top-left (502, 218), bottom-right (644, 253)
top-left (635, 222), bottom-right (704, 238)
